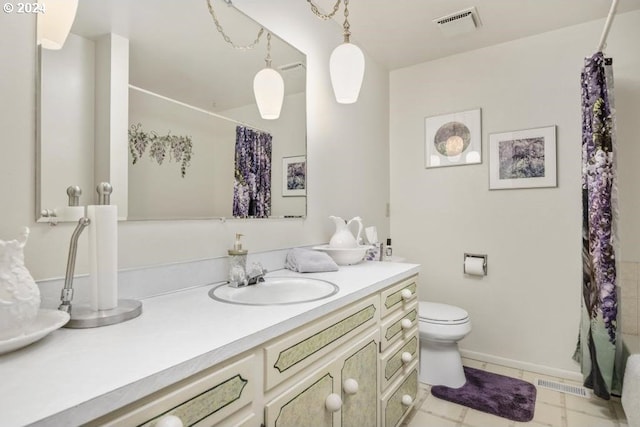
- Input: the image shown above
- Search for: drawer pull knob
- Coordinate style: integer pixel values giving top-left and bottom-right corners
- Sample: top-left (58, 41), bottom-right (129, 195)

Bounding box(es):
top-left (401, 394), bottom-right (413, 406)
top-left (401, 351), bottom-right (413, 364)
top-left (400, 289), bottom-right (412, 301)
top-left (343, 378), bottom-right (359, 395)
top-left (155, 415), bottom-right (184, 427)
top-left (325, 393), bottom-right (343, 412)
top-left (401, 318), bottom-right (412, 329)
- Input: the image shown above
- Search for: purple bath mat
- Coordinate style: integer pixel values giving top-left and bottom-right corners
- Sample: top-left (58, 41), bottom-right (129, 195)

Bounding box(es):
top-left (431, 367), bottom-right (536, 422)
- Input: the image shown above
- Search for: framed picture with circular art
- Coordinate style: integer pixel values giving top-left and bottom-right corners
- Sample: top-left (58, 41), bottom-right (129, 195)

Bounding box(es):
top-left (282, 155), bottom-right (306, 196)
top-left (425, 108), bottom-right (482, 168)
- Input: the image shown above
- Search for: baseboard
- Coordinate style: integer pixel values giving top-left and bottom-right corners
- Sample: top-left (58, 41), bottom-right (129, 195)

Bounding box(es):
top-left (459, 349), bottom-right (583, 383)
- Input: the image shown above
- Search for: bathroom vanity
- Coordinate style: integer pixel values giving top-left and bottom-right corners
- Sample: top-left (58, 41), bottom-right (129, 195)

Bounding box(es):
top-left (0, 262), bottom-right (419, 427)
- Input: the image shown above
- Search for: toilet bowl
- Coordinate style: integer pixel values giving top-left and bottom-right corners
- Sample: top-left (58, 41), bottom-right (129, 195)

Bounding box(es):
top-left (418, 301), bottom-right (471, 388)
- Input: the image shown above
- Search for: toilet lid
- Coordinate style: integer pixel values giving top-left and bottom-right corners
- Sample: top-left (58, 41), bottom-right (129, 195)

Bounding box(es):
top-left (419, 301), bottom-right (469, 324)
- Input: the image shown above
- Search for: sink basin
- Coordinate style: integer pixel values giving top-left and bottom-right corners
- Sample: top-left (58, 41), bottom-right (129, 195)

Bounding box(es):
top-left (209, 277), bottom-right (339, 306)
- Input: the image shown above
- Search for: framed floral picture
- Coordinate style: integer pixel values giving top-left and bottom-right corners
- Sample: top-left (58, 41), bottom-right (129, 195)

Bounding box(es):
top-left (489, 125), bottom-right (557, 190)
top-left (282, 155), bottom-right (306, 196)
top-left (425, 108), bottom-right (482, 168)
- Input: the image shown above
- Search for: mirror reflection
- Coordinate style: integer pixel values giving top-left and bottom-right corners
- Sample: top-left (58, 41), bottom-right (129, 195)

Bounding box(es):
top-left (37, 0), bottom-right (307, 221)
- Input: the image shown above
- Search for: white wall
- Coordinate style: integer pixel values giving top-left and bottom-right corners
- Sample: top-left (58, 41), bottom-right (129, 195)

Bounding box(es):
top-left (390, 11), bottom-right (640, 374)
top-left (0, 0), bottom-right (390, 280)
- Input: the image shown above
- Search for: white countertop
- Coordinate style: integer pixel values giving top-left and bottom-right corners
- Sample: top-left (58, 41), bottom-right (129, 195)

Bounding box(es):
top-left (0, 261), bottom-right (419, 427)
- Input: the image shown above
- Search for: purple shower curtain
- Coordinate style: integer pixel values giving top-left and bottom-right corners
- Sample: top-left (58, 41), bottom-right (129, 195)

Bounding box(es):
top-left (574, 52), bottom-right (620, 399)
top-left (233, 126), bottom-right (272, 218)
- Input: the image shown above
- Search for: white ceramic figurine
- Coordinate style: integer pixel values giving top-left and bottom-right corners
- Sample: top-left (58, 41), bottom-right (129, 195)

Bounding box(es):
top-left (0, 227), bottom-right (41, 341)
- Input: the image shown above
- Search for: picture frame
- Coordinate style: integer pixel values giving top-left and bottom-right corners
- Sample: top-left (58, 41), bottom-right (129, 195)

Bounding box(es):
top-left (489, 125), bottom-right (557, 190)
top-left (282, 155), bottom-right (306, 196)
top-left (425, 108), bottom-right (482, 168)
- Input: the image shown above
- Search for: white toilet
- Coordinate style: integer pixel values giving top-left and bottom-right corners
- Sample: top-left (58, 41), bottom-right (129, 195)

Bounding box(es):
top-left (418, 301), bottom-right (472, 388)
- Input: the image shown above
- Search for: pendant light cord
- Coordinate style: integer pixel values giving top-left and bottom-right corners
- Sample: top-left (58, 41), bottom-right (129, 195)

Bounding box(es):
top-left (342, 0), bottom-right (351, 43)
top-left (206, 0), bottom-right (264, 50)
top-left (265, 33), bottom-right (273, 67)
top-left (307, 0), bottom-right (352, 42)
top-left (306, 0), bottom-right (342, 20)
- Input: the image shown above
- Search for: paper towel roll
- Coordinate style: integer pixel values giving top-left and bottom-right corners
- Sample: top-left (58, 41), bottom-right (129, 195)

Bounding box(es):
top-left (464, 256), bottom-right (485, 276)
top-left (87, 205), bottom-right (118, 311)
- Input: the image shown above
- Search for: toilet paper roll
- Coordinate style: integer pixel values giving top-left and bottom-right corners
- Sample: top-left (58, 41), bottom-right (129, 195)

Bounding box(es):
top-left (464, 256), bottom-right (485, 276)
top-left (87, 205), bottom-right (118, 311)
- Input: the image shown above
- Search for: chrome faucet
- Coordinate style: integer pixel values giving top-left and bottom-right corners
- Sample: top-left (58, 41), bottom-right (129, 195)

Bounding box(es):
top-left (228, 262), bottom-right (267, 288)
top-left (246, 262), bottom-right (267, 285)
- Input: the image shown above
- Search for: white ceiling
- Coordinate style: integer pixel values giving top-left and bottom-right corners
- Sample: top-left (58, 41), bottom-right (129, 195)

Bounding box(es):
top-left (66, 0), bottom-right (640, 111)
top-left (71, 0), bottom-right (306, 112)
top-left (342, 0), bottom-right (640, 70)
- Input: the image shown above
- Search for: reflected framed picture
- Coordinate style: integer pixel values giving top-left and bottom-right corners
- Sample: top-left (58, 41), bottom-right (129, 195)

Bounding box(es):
top-left (282, 155), bottom-right (306, 197)
top-left (425, 108), bottom-right (482, 168)
top-left (489, 125), bottom-right (557, 190)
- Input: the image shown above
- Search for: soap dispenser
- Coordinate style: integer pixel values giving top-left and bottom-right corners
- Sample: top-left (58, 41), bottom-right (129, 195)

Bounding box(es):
top-left (228, 234), bottom-right (248, 287)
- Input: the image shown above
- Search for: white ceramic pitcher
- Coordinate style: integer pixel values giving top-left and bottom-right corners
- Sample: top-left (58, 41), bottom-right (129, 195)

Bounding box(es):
top-left (0, 227), bottom-right (40, 340)
top-left (329, 216), bottom-right (363, 248)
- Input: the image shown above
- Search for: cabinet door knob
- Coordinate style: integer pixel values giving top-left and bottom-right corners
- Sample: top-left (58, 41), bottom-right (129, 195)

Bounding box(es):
top-left (401, 394), bottom-right (413, 406)
top-left (343, 378), bottom-right (359, 395)
top-left (400, 318), bottom-right (412, 329)
top-left (400, 289), bottom-right (412, 301)
top-left (325, 393), bottom-right (343, 412)
top-left (401, 351), bottom-right (413, 364)
top-left (155, 415), bottom-right (184, 427)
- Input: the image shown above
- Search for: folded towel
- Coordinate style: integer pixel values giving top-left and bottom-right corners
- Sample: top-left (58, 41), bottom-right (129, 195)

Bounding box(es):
top-left (285, 248), bottom-right (339, 273)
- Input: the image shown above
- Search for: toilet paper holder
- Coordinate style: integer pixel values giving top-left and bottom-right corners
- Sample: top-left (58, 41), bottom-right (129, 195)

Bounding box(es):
top-left (464, 253), bottom-right (487, 276)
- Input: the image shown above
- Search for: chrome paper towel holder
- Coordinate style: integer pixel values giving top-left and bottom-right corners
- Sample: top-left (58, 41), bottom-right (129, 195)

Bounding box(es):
top-left (58, 183), bottom-right (142, 328)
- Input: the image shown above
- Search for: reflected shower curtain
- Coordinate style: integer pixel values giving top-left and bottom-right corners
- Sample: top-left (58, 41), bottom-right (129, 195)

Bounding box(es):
top-left (233, 126), bottom-right (272, 218)
top-left (574, 52), bottom-right (621, 399)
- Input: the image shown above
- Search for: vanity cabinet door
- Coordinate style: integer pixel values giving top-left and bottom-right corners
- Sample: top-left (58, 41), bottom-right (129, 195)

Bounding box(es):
top-left (340, 333), bottom-right (379, 427)
top-left (264, 359), bottom-right (339, 427)
top-left (265, 329), bottom-right (379, 427)
top-left (264, 295), bottom-right (379, 390)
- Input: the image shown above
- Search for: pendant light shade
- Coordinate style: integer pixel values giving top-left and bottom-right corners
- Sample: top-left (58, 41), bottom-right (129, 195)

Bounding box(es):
top-left (37, 0), bottom-right (79, 50)
top-left (329, 42), bottom-right (365, 104)
top-left (253, 67), bottom-right (284, 120)
top-left (253, 32), bottom-right (284, 120)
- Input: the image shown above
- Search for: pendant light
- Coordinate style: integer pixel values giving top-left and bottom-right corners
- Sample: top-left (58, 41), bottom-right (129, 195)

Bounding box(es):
top-left (329, 0), bottom-right (364, 104)
top-left (253, 33), bottom-right (284, 120)
top-left (36, 0), bottom-right (79, 50)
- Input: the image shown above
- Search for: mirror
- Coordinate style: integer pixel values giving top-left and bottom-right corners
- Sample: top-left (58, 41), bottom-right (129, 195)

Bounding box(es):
top-left (37, 0), bottom-right (306, 221)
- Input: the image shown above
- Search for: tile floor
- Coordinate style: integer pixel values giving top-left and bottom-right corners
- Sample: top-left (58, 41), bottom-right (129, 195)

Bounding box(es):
top-left (402, 358), bottom-right (628, 427)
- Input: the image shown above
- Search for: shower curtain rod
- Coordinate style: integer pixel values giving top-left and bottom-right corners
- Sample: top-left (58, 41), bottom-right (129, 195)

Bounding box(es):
top-left (597, 0), bottom-right (619, 52)
top-left (128, 84), bottom-right (271, 134)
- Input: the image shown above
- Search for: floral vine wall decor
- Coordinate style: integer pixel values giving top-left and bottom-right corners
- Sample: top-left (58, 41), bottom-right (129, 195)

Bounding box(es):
top-left (128, 123), bottom-right (194, 177)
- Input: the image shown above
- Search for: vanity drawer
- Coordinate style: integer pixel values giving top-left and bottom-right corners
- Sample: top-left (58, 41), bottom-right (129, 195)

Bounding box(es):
top-left (380, 300), bottom-right (417, 352)
top-left (88, 354), bottom-right (256, 427)
top-left (264, 295), bottom-right (379, 390)
top-left (380, 275), bottom-right (418, 318)
top-left (380, 329), bottom-right (418, 392)
top-left (381, 367), bottom-right (418, 427)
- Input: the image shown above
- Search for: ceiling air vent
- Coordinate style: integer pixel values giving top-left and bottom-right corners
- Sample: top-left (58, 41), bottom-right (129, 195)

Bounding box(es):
top-left (433, 7), bottom-right (481, 37)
